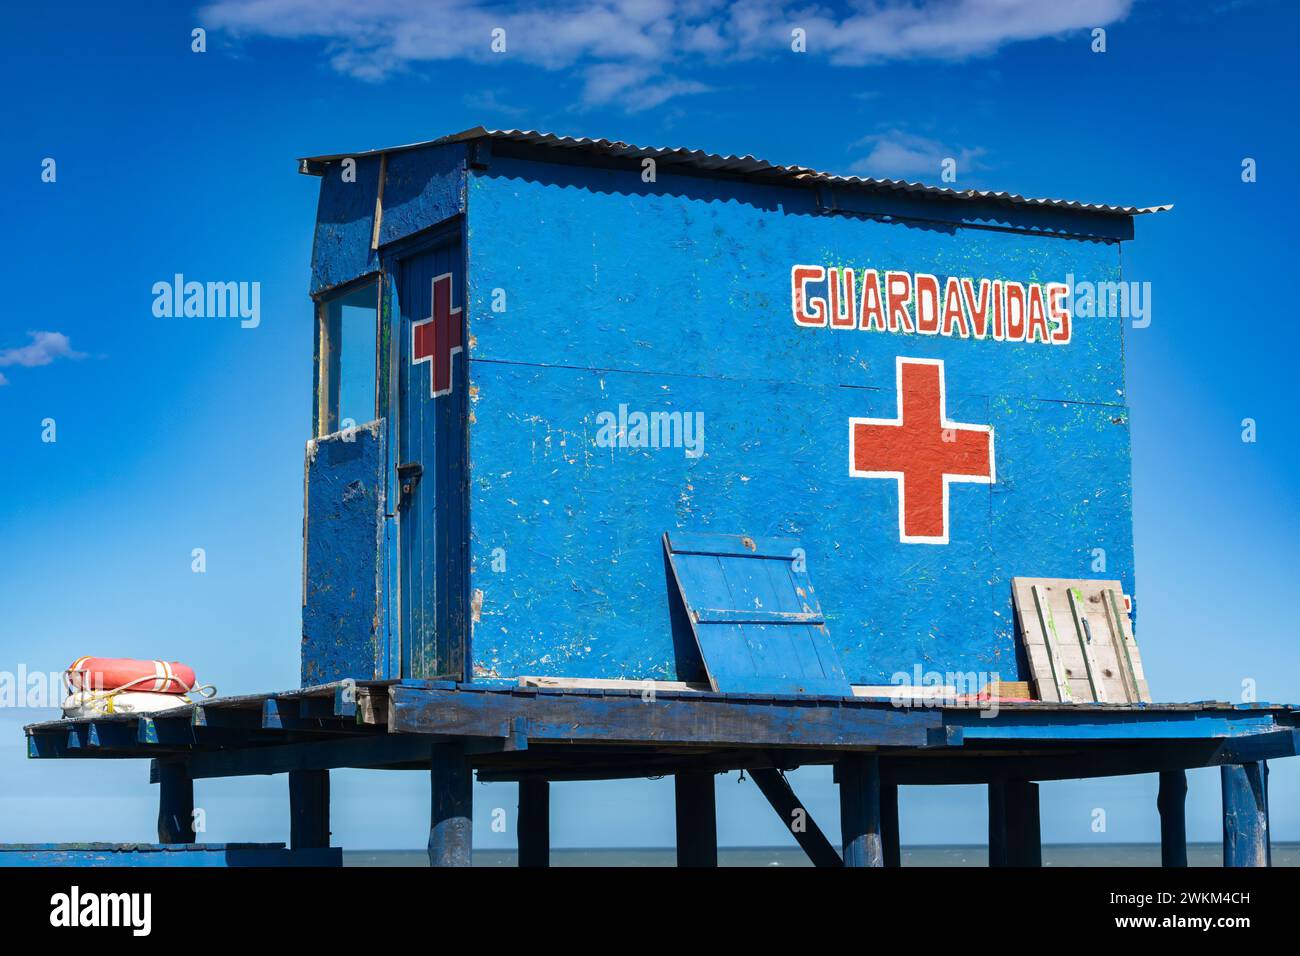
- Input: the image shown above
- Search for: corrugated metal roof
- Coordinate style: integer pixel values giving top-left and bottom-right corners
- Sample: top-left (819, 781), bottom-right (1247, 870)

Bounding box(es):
top-left (299, 126), bottom-right (1172, 218)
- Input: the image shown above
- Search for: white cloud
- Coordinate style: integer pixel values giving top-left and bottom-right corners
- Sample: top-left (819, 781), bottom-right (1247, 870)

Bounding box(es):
top-left (0, 331), bottom-right (87, 369)
top-left (849, 130), bottom-right (987, 179)
top-left (200, 0), bottom-right (1133, 108)
top-left (0, 372), bottom-right (8, 386)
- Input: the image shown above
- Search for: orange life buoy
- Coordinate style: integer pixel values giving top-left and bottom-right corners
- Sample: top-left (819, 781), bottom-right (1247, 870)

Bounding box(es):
top-left (66, 657), bottom-right (197, 695)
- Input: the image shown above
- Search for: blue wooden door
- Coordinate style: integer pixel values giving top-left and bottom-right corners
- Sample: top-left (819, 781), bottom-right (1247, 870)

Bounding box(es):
top-left (396, 243), bottom-right (468, 680)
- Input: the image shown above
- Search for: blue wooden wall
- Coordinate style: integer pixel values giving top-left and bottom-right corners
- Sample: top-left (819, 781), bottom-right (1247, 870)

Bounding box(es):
top-left (301, 422), bottom-right (387, 683)
top-left (462, 151), bottom-right (1134, 685)
top-left (301, 139), bottom-right (1139, 688)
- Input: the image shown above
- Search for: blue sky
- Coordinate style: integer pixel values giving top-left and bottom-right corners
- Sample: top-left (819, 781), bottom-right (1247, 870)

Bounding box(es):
top-left (2, 0), bottom-right (1298, 852)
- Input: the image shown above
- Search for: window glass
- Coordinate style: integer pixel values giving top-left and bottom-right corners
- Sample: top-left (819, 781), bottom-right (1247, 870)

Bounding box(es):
top-left (320, 281), bottom-right (378, 434)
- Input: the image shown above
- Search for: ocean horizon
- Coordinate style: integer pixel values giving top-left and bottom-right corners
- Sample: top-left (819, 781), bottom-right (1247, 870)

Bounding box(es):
top-left (346, 843), bottom-right (1300, 867)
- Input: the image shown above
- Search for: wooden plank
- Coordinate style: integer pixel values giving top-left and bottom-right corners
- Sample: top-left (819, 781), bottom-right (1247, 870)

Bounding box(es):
top-left (852, 685), bottom-right (959, 701)
top-left (883, 731), bottom-right (1300, 785)
top-left (665, 532), bottom-right (852, 697)
top-left (665, 531), bottom-right (801, 560)
top-left (1067, 586), bottom-right (1108, 702)
top-left (0, 844), bottom-right (342, 867)
top-left (1014, 578), bottom-right (1150, 704)
top-left (390, 685), bottom-right (940, 749)
top-left (519, 676), bottom-right (710, 693)
top-left (179, 733), bottom-right (434, 780)
top-left (1028, 584), bottom-right (1071, 702)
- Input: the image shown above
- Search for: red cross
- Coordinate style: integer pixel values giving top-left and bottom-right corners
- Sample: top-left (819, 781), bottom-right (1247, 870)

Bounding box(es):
top-left (411, 273), bottom-right (462, 398)
top-left (849, 358), bottom-right (995, 544)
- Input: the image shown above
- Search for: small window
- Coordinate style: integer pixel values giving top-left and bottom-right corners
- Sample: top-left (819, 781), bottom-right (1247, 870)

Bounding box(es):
top-left (317, 280), bottom-right (378, 436)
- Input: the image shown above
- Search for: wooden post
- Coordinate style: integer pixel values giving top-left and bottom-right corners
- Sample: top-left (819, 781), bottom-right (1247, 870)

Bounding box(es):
top-left (988, 778), bottom-right (1040, 867)
top-left (289, 769), bottom-right (331, 849)
top-left (674, 772), bottom-right (718, 867)
top-left (1221, 761), bottom-right (1269, 867)
top-left (1156, 769), bottom-right (1187, 867)
top-left (429, 741), bottom-right (473, 867)
top-left (518, 779), bottom-right (550, 868)
top-left (881, 780), bottom-right (901, 867)
top-left (156, 758), bottom-right (195, 844)
top-left (838, 754), bottom-right (884, 867)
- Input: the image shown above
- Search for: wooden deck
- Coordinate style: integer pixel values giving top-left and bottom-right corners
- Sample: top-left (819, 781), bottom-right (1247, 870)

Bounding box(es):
top-left (26, 680), bottom-right (1299, 781)
top-left (24, 681), bottom-right (1296, 867)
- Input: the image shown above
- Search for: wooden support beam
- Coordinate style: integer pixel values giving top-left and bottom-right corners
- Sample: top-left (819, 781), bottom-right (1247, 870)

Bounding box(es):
top-left (881, 780), bottom-right (901, 867)
top-left (747, 767), bottom-right (842, 868)
top-left (289, 769), bottom-right (331, 849)
top-left (429, 742), bottom-right (472, 867)
top-left (180, 732), bottom-right (436, 779)
top-left (1157, 769), bottom-right (1187, 867)
top-left (390, 685), bottom-right (942, 749)
top-left (988, 779), bottom-right (1040, 867)
top-left (674, 772), bottom-right (718, 867)
top-left (838, 754), bottom-right (884, 867)
top-left (1221, 761), bottom-right (1269, 867)
top-left (517, 779), bottom-right (550, 868)
top-left (155, 758), bottom-right (195, 844)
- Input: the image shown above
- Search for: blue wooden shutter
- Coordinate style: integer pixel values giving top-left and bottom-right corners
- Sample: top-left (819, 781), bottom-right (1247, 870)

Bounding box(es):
top-left (302, 423), bottom-right (387, 683)
top-left (664, 532), bottom-right (851, 696)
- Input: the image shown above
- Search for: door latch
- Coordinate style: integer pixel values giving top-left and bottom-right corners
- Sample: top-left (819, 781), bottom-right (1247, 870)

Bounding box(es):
top-left (397, 462), bottom-right (424, 507)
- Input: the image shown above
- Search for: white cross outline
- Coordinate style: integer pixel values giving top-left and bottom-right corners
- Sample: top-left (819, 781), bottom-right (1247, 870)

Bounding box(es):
top-left (410, 272), bottom-right (462, 399)
top-left (848, 356), bottom-right (996, 545)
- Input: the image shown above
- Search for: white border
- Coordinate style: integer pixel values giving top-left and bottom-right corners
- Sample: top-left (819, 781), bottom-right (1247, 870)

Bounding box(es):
top-left (848, 356), bottom-right (996, 545)
top-left (410, 272), bottom-right (463, 399)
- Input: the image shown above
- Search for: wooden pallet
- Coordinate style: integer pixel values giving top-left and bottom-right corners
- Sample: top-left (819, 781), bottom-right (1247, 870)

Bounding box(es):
top-left (1011, 578), bottom-right (1150, 704)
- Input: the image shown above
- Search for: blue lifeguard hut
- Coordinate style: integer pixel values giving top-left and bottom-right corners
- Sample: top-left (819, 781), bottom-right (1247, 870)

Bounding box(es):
top-left (22, 128), bottom-right (1297, 867)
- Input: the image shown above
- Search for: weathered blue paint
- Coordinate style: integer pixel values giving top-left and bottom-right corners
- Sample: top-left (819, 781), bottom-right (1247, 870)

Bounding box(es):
top-left (429, 741), bottom-right (472, 867)
top-left (838, 754), bottom-right (884, 867)
top-left (309, 155), bottom-right (382, 295)
top-left (462, 152), bottom-right (1133, 685)
top-left (301, 422), bottom-right (386, 684)
top-left (308, 145), bottom-right (468, 296)
top-left (378, 144), bottom-right (467, 247)
top-left (665, 531), bottom-right (852, 695)
top-left (396, 240), bottom-right (468, 680)
top-left (0, 843), bottom-right (341, 867)
top-left (1221, 761), bottom-right (1270, 866)
top-left (300, 133), bottom-right (1145, 690)
top-left (946, 707), bottom-right (1283, 740)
